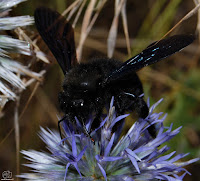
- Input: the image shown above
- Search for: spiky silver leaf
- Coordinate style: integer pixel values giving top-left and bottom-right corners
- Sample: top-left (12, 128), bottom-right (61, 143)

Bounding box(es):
top-left (0, 16), bottom-right (33, 30)
top-left (0, 0), bottom-right (27, 12)
top-left (0, 35), bottom-right (31, 56)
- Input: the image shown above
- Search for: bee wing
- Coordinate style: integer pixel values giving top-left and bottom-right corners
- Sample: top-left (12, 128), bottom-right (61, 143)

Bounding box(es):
top-left (34, 7), bottom-right (77, 74)
top-left (103, 35), bottom-right (195, 85)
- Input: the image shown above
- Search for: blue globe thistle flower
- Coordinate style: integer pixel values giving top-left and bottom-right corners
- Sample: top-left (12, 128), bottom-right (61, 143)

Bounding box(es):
top-left (19, 98), bottom-right (199, 180)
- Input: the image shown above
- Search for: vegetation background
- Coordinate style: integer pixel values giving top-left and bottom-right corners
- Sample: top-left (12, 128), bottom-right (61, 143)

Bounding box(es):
top-left (0, 0), bottom-right (199, 180)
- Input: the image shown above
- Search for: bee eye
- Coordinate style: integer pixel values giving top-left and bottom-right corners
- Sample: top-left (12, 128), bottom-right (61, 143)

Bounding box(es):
top-left (72, 99), bottom-right (84, 107)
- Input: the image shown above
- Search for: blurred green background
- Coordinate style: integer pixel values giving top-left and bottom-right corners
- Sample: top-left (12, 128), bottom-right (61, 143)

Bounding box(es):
top-left (0, 0), bottom-right (200, 180)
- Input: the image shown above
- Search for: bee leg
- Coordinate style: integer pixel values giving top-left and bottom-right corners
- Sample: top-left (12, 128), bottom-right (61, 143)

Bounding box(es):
top-left (135, 97), bottom-right (157, 138)
top-left (58, 115), bottom-right (67, 143)
top-left (147, 124), bottom-right (157, 138)
top-left (79, 118), bottom-right (95, 144)
top-left (83, 123), bottom-right (95, 143)
top-left (91, 105), bottom-right (104, 131)
top-left (135, 97), bottom-right (149, 119)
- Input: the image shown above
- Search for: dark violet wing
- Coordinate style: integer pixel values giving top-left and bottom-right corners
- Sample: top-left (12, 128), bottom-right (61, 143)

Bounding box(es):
top-left (103, 35), bottom-right (195, 85)
top-left (34, 7), bottom-right (77, 74)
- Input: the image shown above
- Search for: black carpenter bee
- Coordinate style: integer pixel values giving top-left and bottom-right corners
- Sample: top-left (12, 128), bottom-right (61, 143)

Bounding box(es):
top-left (34, 7), bottom-right (194, 138)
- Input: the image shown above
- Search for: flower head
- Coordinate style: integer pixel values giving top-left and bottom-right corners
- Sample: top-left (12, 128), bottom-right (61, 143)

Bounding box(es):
top-left (19, 98), bottom-right (199, 180)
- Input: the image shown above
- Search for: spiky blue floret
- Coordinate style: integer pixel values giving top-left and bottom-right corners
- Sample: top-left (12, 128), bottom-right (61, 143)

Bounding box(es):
top-left (19, 98), bottom-right (199, 181)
